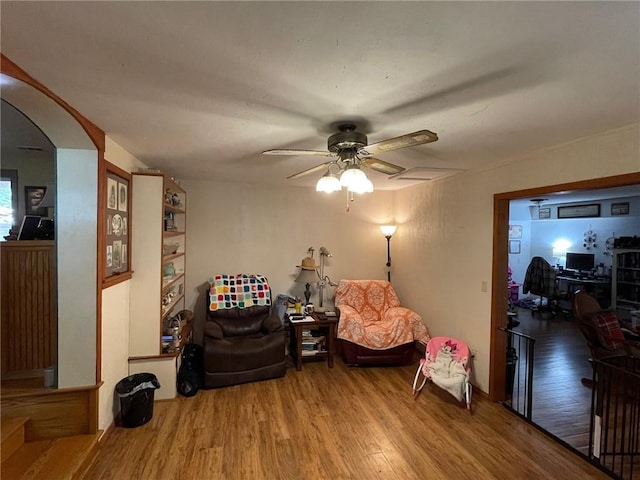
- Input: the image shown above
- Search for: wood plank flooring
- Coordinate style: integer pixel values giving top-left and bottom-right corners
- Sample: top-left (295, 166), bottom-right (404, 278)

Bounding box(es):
top-left (513, 307), bottom-right (594, 454)
top-left (84, 355), bottom-right (607, 479)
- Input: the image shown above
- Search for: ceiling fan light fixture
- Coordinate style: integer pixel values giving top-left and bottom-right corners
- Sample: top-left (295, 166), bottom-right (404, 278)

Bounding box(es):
top-left (315, 173), bottom-right (341, 193)
top-left (340, 167), bottom-right (373, 194)
top-left (340, 165), bottom-right (368, 189)
top-left (357, 177), bottom-right (374, 194)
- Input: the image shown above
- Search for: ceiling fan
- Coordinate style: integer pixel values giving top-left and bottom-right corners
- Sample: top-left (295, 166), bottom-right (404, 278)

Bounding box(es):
top-left (263, 123), bottom-right (438, 192)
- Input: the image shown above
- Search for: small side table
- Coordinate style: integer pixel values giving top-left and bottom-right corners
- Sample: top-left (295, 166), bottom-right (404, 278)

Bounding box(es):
top-left (289, 313), bottom-right (337, 371)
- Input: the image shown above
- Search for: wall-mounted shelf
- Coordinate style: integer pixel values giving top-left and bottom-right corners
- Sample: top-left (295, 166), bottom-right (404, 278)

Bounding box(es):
top-left (163, 252), bottom-right (185, 263)
top-left (612, 249), bottom-right (640, 321)
top-left (162, 273), bottom-right (185, 291)
top-left (130, 173), bottom-right (189, 399)
top-left (163, 231), bottom-right (185, 238)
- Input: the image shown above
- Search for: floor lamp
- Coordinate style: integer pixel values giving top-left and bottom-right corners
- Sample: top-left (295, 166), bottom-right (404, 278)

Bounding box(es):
top-left (380, 225), bottom-right (397, 282)
top-left (317, 247), bottom-right (333, 312)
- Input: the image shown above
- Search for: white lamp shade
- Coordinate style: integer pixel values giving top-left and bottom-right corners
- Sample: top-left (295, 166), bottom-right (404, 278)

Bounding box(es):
top-left (380, 225), bottom-right (397, 237)
top-left (340, 167), bottom-right (367, 188)
top-left (340, 167), bottom-right (373, 194)
top-left (295, 268), bottom-right (318, 284)
top-left (38, 184), bottom-right (56, 209)
top-left (316, 174), bottom-right (341, 193)
top-left (359, 178), bottom-right (374, 193)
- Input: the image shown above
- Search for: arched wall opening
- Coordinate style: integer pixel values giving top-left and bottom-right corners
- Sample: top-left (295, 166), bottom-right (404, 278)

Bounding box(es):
top-left (1, 65), bottom-right (103, 388)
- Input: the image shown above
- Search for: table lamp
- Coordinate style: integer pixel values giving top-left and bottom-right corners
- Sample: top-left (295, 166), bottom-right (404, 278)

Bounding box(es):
top-left (295, 256), bottom-right (319, 305)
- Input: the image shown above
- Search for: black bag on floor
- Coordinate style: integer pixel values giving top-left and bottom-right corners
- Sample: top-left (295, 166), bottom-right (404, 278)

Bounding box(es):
top-left (177, 343), bottom-right (203, 397)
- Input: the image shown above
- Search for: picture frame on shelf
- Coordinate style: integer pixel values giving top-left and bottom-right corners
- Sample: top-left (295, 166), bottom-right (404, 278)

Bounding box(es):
top-left (164, 212), bottom-right (177, 231)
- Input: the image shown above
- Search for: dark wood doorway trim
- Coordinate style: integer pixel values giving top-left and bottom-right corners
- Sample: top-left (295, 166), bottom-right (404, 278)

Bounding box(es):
top-left (489, 172), bottom-right (640, 401)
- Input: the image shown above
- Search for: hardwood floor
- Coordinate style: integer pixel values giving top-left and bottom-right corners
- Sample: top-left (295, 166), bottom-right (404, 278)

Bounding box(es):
top-left (512, 307), bottom-right (594, 454)
top-left (84, 356), bottom-right (607, 479)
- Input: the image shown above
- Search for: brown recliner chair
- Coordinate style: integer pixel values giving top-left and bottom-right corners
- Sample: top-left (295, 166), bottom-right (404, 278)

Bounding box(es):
top-left (571, 289), bottom-right (640, 386)
top-left (572, 290), bottom-right (640, 359)
top-left (203, 279), bottom-right (286, 388)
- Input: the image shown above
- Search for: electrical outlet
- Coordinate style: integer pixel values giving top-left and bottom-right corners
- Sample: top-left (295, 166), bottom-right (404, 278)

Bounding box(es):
top-left (481, 281), bottom-right (488, 292)
top-left (471, 348), bottom-right (478, 357)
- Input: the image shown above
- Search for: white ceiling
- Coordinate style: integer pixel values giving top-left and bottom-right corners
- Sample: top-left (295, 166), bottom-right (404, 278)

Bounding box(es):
top-left (1, 2), bottom-right (639, 190)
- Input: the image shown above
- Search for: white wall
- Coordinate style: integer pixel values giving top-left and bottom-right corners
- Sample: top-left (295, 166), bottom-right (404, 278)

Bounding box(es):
top-left (181, 179), bottom-right (395, 343)
top-left (507, 203), bottom-right (533, 286)
top-left (529, 198), bottom-right (640, 266)
top-left (56, 148), bottom-right (98, 388)
top-left (100, 281), bottom-right (131, 429)
top-left (99, 137), bottom-right (147, 431)
top-left (509, 196), bottom-right (640, 288)
top-left (394, 124), bottom-right (640, 394)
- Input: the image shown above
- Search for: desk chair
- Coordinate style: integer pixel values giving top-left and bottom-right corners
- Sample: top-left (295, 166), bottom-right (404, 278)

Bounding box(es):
top-left (523, 256), bottom-right (562, 317)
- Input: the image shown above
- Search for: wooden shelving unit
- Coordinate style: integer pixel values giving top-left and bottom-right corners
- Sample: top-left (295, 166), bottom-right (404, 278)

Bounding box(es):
top-left (612, 248), bottom-right (640, 321)
top-left (129, 173), bottom-right (189, 399)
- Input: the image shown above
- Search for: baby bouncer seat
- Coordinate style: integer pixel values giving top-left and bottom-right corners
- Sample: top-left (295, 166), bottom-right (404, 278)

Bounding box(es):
top-left (412, 336), bottom-right (472, 411)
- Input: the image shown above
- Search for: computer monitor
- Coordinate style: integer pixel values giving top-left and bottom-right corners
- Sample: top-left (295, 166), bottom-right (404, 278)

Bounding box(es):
top-left (17, 215), bottom-right (44, 240)
top-left (565, 252), bottom-right (595, 273)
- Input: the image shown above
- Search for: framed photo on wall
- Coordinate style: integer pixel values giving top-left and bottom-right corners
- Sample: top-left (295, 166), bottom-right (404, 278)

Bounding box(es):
top-left (102, 161), bottom-right (132, 288)
top-left (558, 204), bottom-right (600, 219)
top-left (611, 202), bottom-right (629, 216)
top-left (538, 207), bottom-right (551, 219)
top-left (25, 186), bottom-right (47, 216)
top-left (509, 240), bottom-right (521, 254)
top-left (509, 225), bottom-right (522, 239)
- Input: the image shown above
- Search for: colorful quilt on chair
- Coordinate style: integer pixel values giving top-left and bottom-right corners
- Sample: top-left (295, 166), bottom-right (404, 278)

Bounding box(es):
top-left (209, 274), bottom-right (271, 310)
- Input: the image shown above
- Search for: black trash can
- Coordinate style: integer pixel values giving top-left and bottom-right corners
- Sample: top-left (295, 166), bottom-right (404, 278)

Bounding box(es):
top-left (115, 373), bottom-right (161, 428)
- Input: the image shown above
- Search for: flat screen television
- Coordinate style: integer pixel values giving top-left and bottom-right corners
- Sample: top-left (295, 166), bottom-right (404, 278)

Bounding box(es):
top-left (565, 252), bottom-right (595, 273)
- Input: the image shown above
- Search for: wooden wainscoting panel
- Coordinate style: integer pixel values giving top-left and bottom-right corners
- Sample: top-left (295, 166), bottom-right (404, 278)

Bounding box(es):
top-left (1, 241), bottom-right (56, 377)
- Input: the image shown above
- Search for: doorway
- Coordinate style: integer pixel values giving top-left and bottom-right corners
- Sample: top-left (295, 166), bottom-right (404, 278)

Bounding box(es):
top-left (489, 172), bottom-right (640, 452)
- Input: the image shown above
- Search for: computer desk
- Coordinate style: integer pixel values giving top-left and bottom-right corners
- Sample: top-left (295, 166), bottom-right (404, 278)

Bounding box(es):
top-left (556, 275), bottom-right (611, 308)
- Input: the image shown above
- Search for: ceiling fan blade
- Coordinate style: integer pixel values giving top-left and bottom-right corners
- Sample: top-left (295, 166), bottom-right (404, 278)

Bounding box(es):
top-left (286, 162), bottom-right (332, 180)
top-left (263, 149), bottom-right (334, 157)
top-left (361, 157), bottom-right (406, 175)
top-left (360, 130), bottom-right (438, 155)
